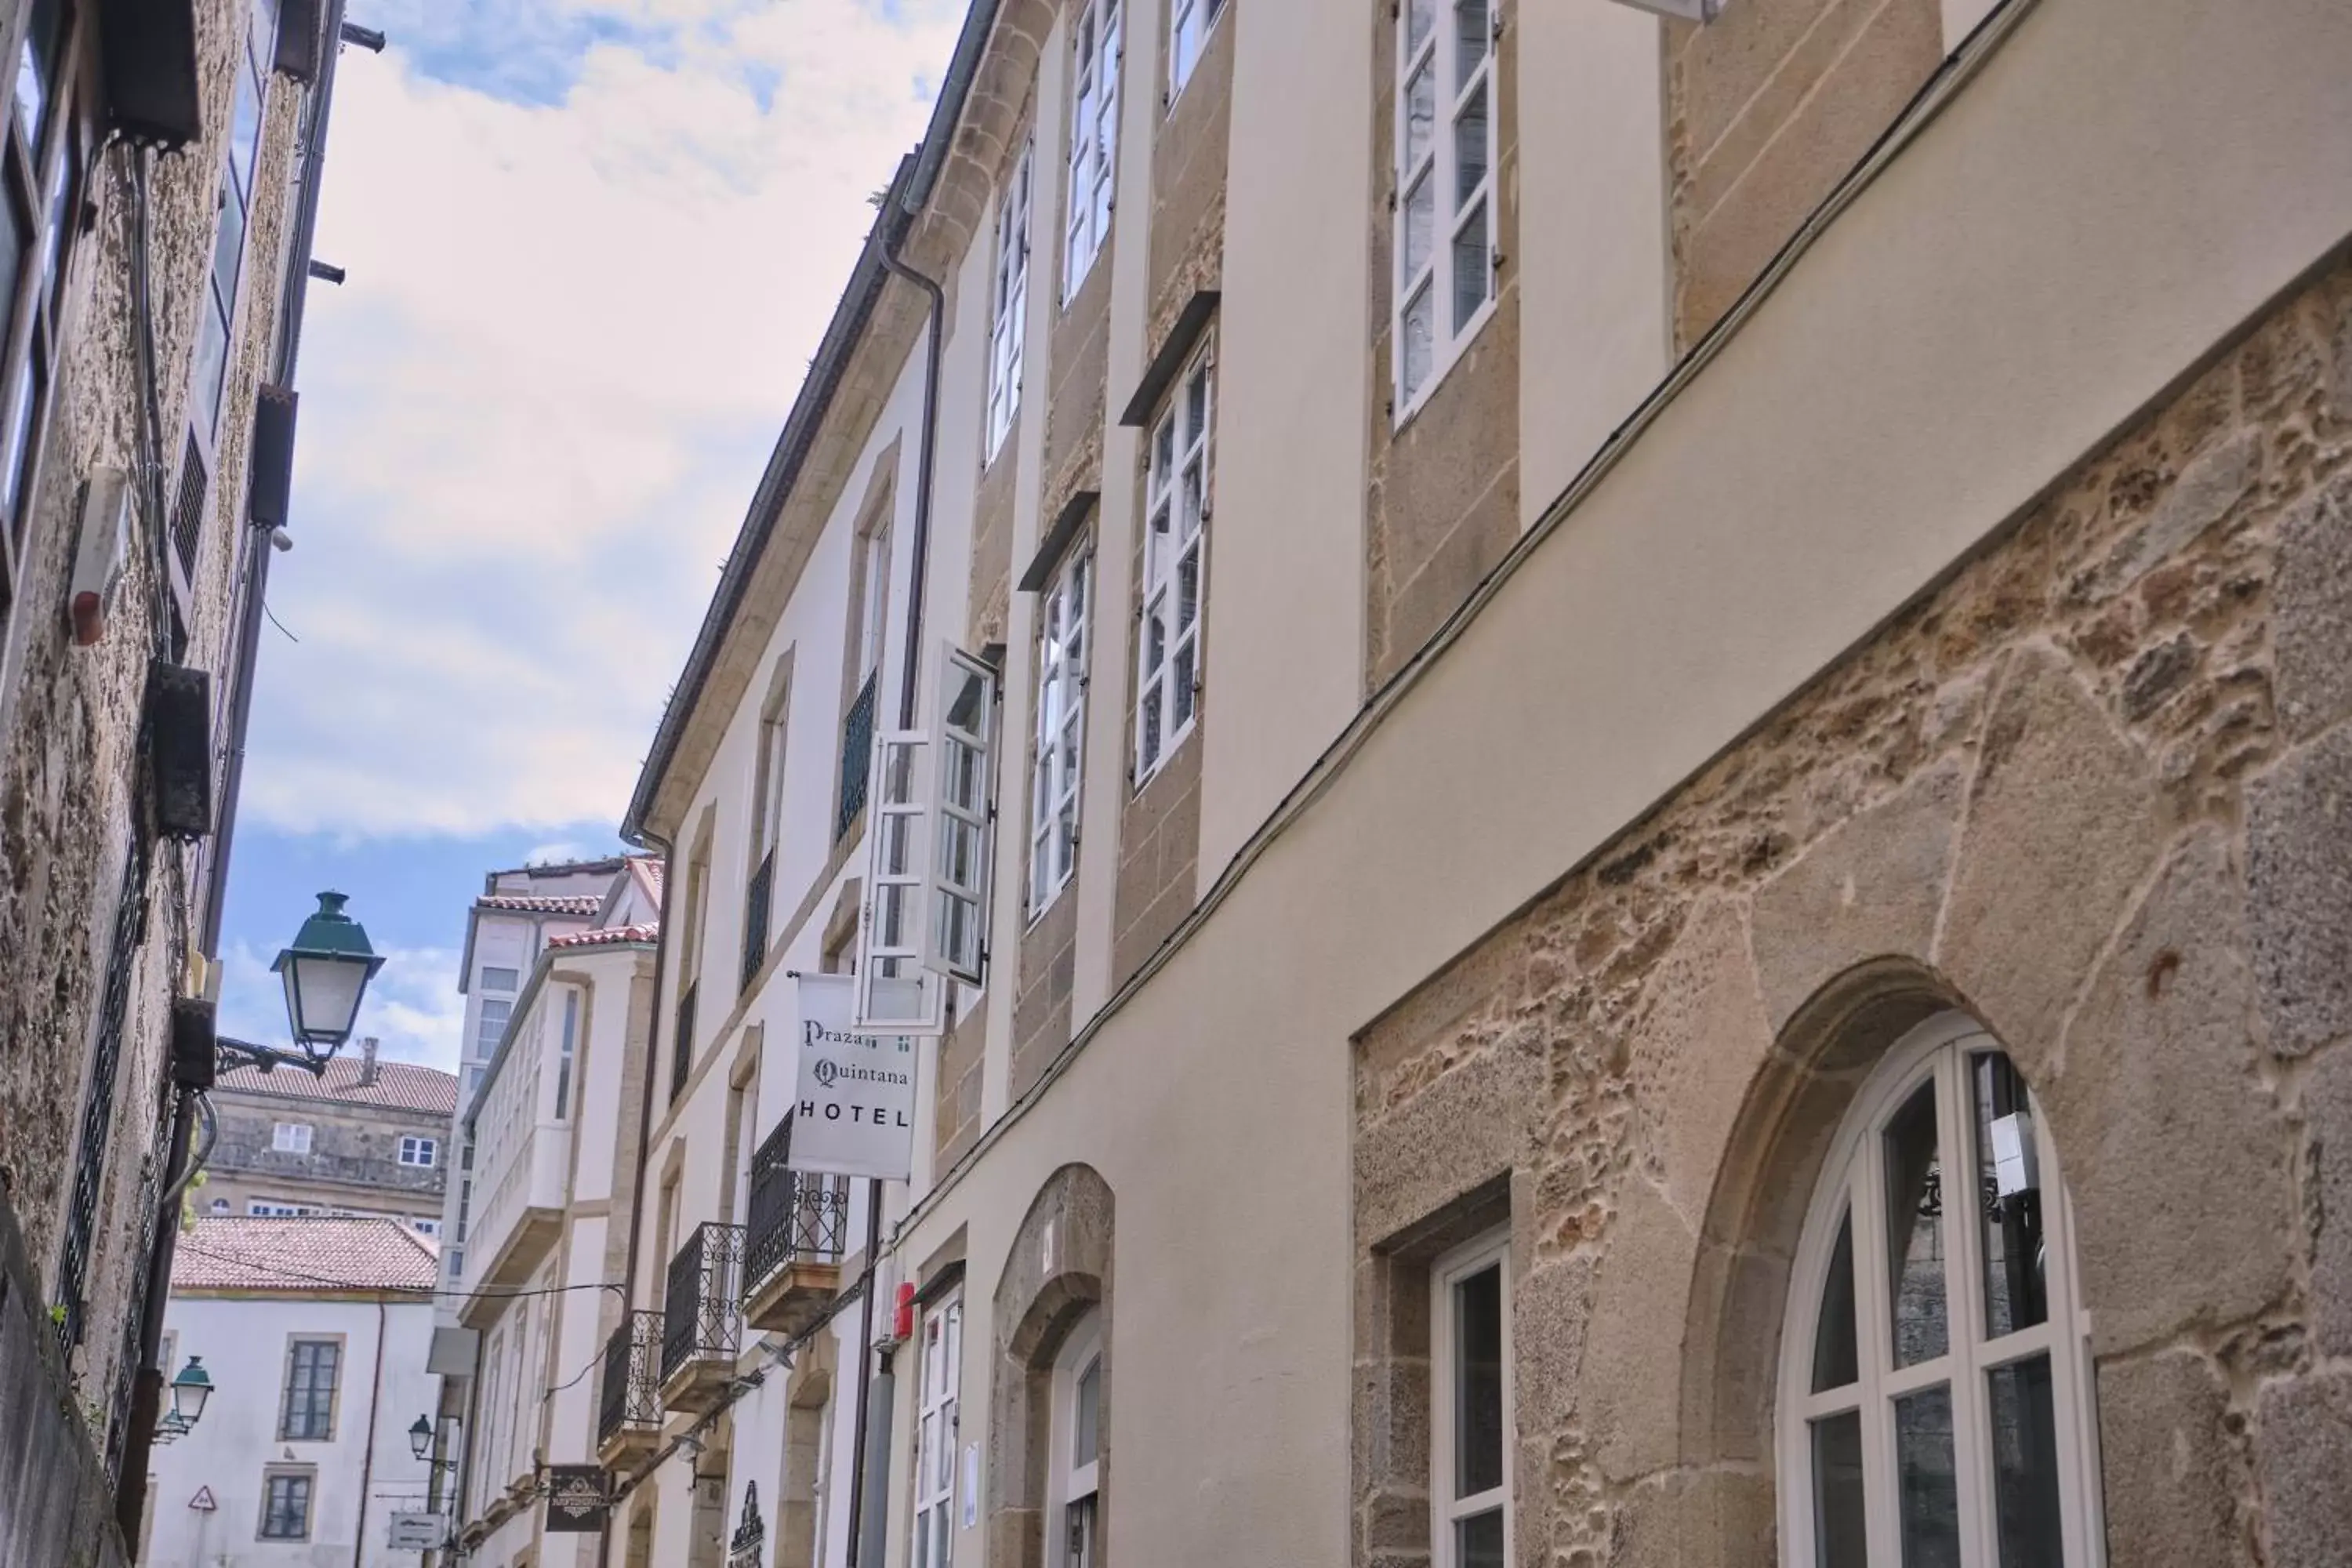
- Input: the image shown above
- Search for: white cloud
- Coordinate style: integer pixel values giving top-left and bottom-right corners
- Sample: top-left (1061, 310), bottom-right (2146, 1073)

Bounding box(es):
top-left (219, 939), bottom-right (468, 1071)
top-left (242, 0), bottom-right (963, 835)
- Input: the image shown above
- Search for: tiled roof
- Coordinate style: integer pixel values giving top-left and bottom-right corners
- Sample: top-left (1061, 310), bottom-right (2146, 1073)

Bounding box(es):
top-left (214, 1054), bottom-right (459, 1116)
top-left (546, 922), bottom-right (659, 950)
top-left (172, 1216), bottom-right (439, 1294)
top-left (474, 892), bottom-right (604, 916)
top-left (630, 856), bottom-right (665, 902)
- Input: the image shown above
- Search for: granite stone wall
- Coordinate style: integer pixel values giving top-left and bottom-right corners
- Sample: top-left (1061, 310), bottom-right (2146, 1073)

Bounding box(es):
top-left (1353, 253), bottom-right (2352, 1567)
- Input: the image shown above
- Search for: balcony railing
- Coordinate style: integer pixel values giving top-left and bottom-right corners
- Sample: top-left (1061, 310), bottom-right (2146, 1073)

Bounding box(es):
top-left (661, 1221), bottom-right (746, 1386)
top-left (744, 1116), bottom-right (851, 1295)
top-left (742, 849), bottom-right (774, 994)
top-left (597, 1310), bottom-right (662, 1447)
top-left (670, 980), bottom-right (698, 1105)
top-left (837, 670), bottom-right (877, 840)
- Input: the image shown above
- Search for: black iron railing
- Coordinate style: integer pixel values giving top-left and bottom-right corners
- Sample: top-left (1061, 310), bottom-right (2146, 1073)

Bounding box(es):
top-left (741, 850), bottom-right (773, 994)
top-left (670, 980), bottom-right (698, 1105)
top-left (660, 1222), bottom-right (746, 1385)
top-left (597, 1310), bottom-right (663, 1444)
top-left (837, 671), bottom-right (877, 840)
top-left (743, 1116), bottom-right (851, 1296)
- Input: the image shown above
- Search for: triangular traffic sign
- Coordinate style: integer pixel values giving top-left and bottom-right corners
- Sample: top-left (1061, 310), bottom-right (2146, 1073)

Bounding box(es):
top-left (188, 1486), bottom-right (216, 1512)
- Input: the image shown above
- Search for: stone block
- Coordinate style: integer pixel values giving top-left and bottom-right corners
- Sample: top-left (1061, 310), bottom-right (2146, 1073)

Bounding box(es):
top-left (2094, 1349), bottom-right (2240, 1568)
top-left (2051, 831), bottom-right (2294, 1352)
top-left (2255, 1368), bottom-right (2352, 1568)
top-left (1751, 757), bottom-right (1963, 1029)
top-left (2098, 430), bottom-right (2259, 590)
top-left (2310, 1047), bottom-right (2352, 1359)
top-left (1578, 1178), bottom-right (1699, 1482)
top-left (1512, 1256), bottom-right (1596, 1437)
top-left (2272, 474), bottom-right (2352, 741)
top-left (1625, 898), bottom-right (1773, 1226)
top-left (1938, 649), bottom-right (2165, 1077)
top-left (1355, 1040), bottom-right (1541, 1249)
top-left (2248, 725), bottom-right (2352, 1058)
top-left (1605, 1465), bottom-right (1775, 1568)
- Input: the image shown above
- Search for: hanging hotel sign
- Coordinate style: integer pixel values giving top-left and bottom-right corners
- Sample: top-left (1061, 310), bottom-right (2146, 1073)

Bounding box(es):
top-left (544, 1466), bottom-right (609, 1533)
top-left (791, 974), bottom-right (916, 1181)
top-left (728, 1482), bottom-right (768, 1568)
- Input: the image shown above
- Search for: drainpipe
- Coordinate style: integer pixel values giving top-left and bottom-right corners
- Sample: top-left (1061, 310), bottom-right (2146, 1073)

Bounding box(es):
top-left (354, 1296), bottom-right (388, 1568)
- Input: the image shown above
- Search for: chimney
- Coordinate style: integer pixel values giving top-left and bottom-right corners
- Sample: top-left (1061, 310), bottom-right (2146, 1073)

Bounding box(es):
top-left (358, 1036), bottom-right (380, 1087)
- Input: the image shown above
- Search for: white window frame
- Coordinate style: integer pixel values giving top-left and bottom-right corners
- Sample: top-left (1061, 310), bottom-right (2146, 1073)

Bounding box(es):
top-left (258, 1468), bottom-right (314, 1541)
top-left (1029, 546), bottom-right (1091, 916)
top-left (397, 1135), bottom-right (438, 1168)
top-left (1135, 343), bottom-right (1212, 786)
top-left (1049, 1312), bottom-right (1102, 1568)
top-left (753, 665), bottom-right (793, 863)
top-left (1431, 1230), bottom-right (1512, 1568)
top-left (1777, 1012), bottom-right (2105, 1568)
top-left (479, 965), bottom-right (520, 993)
top-left (476, 997), bottom-right (513, 1058)
top-left (912, 1292), bottom-right (964, 1568)
top-left (1166, 0), bottom-right (1226, 103)
top-left (986, 141), bottom-right (1033, 462)
top-left (272, 1122), bottom-right (312, 1154)
top-left (1062, 0), bottom-right (1121, 304)
top-left (858, 522), bottom-right (894, 686)
top-left (554, 986), bottom-right (579, 1120)
top-left (248, 1200), bottom-right (317, 1218)
top-left (1392, 0), bottom-right (1498, 423)
top-left (856, 729), bottom-right (946, 1034)
top-left (924, 646), bottom-right (996, 987)
top-left (413, 1218), bottom-right (441, 1237)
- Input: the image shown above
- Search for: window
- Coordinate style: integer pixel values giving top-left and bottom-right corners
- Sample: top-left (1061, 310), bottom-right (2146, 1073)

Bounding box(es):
top-left (1051, 1314), bottom-right (1102, 1568)
top-left (925, 650), bottom-right (995, 985)
top-left (398, 1136), bottom-right (438, 1168)
top-left (1432, 1233), bottom-right (1510, 1568)
top-left (280, 1339), bottom-right (340, 1441)
top-left (1167, 0), bottom-right (1225, 100)
top-left (208, 1198), bottom-right (228, 1214)
top-left (986, 140), bottom-right (1033, 461)
top-left (753, 664), bottom-right (793, 862)
top-left (446, 1247), bottom-right (464, 1279)
top-left (1780, 1015), bottom-right (2102, 1568)
top-left (1062, 0), bottom-right (1120, 302)
top-left (413, 1218), bottom-right (440, 1237)
top-left (480, 965), bottom-right (520, 993)
top-left (272, 1123), bottom-right (313, 1154)
top-left (192, 3), bottom-right (268, 435)
top-left (249, 1200), bottom-right (318, 1218)
top-left (857, 524), bottom-right (892, 687)
top-left (912, 1294), bottom-right (964, 1568)
top-left (477, 997), bottom-right (513, 1058)
top-left (259, 1470), bottom-right (313, 1540)
top-left (554, 987), bottom-right (579, 1120)
top-left (1030, 546), bottom-right (1090, 912)
top-left (1136, 347), bottom-right (1211, 782)
top-left (466, 1065), bottom-right (485, 1097)
top-left (1392, 0), bottom-right (1497, 417)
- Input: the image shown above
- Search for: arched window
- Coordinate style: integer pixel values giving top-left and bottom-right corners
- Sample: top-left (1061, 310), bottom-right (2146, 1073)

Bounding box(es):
top-left (1051, 1312), bottom-right (1103, 1568)
top-left (1778, 1014), bottom-right (2103, 1568)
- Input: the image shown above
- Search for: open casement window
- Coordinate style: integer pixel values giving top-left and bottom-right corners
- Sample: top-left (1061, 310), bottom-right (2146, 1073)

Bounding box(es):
top-left (1167, 0), bottom-right (1225, 102)
top-left (1029, 546), bottom-right (1089, 915)
top-left (1393, 0), bottom-right (1497, 419)
top-left (1779, 1015), bottom-right (2103, 1568)
top-left (1062, 0), bottom-right (1120, 303)
top-left (857, 728), bottom-right (946, 1034)
top-left (925, 646), bottom-right (996, 986)
top-left (1051, 1313), bottom-right (1102, 1568)
top-left (986, 141), bottom-right (1033, 463)
top-left (912, 1293), bottom-right (963, 1568)
top-left (1433, 1232), bottom-right (1510, 1568)
top-left (1136, 346), bottom-right (1210, 785)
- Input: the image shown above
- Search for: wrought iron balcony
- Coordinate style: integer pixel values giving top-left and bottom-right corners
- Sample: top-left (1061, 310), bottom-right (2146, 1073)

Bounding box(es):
top-left (596, 1310), bottom-right (662, 1460)
top-left (742, 1115), bottom-right (851, 1334)
top-left (742, 849), bottom-right (774, 994)
top-left (837, 670), bottom-right (877, 840)
top-left (659, 1221), bottom-right (746, 1413)
top-left (670, 979), bottom-right (698, 1105)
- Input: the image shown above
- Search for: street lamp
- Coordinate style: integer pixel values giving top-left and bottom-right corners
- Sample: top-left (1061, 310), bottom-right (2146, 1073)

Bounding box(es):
top-left (153, 1356), bottom-right (211, 1443)
top-left (410, 1414), bottom-right (458, 1471)
top-left (270, 891), bottom-right (384, 1059)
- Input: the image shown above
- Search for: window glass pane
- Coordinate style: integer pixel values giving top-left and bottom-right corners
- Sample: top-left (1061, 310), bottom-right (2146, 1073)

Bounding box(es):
top-left (14, 0), bottom-right (60, 149)
top-left (1456, 1508), bottom-right (1505, 1568)
top-left (212, 187), bottom-right (246, 324)
top-left (1141, 688), bottom-right (1162, 771)
top-left (1883, 1077), bottom-right (1949, 1368)
top-left (1453, 1261), bottom-right (1503, 1498)
top-left (1073, 1356), bottom-right (1099, 1464)
top-left (1403, 61), bottom-right (1435, 174)
top-left (193, 293), bottom-right (231, 431)
top-left (481, 966), bottom-right (518, 992)
top-left (1973, 1051), bottom-right (2047, 1339)
top-left (1810, 1209), bottom-right (1859, 1393)
top-left (230, 62), bottom-right (263, 198)
top-left (1987, 1355), bottom-right (2063, 1568)
top-left (1176, 548), bottom-right (1199, 635)
top-left (0, 343), bottom-right (36, 527)
top-left (1893, 1385), bottom-right (1961, 1568)
top-left (1400, 285), bottom-right (1435, 401)
top-left (1172, 636), bottom-right (1196, 727)
top-left (1455, 0), bottom-right (1490, 85)
top-left (1809, 1410), bottom-right (1867, 1568)
top-left (1401, 170), bottom-right (1435, 283)
top-left (1404, 0), bottom-right (1435, 57)
top-left (1454, 80), bottom-right (1488, 210)
top-left (1451, 198), bottom-right (1489, 333)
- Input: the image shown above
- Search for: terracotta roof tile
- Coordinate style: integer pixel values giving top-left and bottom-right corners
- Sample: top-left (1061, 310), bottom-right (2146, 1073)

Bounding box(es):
top-left (171, 1216), bottom-right (439, 1294)
top-left (546, 922), bottom-right (660, 950)
top-left (214, 1055), bottom-right (459, 1116)
top-left (474, 892), bottom-right (604, 916)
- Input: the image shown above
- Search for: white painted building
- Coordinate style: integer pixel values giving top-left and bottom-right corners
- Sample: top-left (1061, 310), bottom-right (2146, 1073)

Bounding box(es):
top-left (143, 1218), bottom-right (440, 1568)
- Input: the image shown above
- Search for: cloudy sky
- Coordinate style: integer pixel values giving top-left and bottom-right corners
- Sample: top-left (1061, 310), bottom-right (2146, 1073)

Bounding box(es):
top-left (216, 0), bottom-right (963, 1069)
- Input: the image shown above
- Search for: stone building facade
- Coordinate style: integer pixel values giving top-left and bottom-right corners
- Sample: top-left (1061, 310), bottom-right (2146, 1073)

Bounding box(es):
top-left (201, 1047), bottom-right (456, 1229)
top-left (0, 0), bottom-right (350, 1559)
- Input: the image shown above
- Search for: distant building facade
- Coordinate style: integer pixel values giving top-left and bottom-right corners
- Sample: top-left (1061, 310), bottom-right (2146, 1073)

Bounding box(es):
top-left (144, 1218), bottom-right (440, 1568)
top-left (199, 1041), bottom-right (456, 1234)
